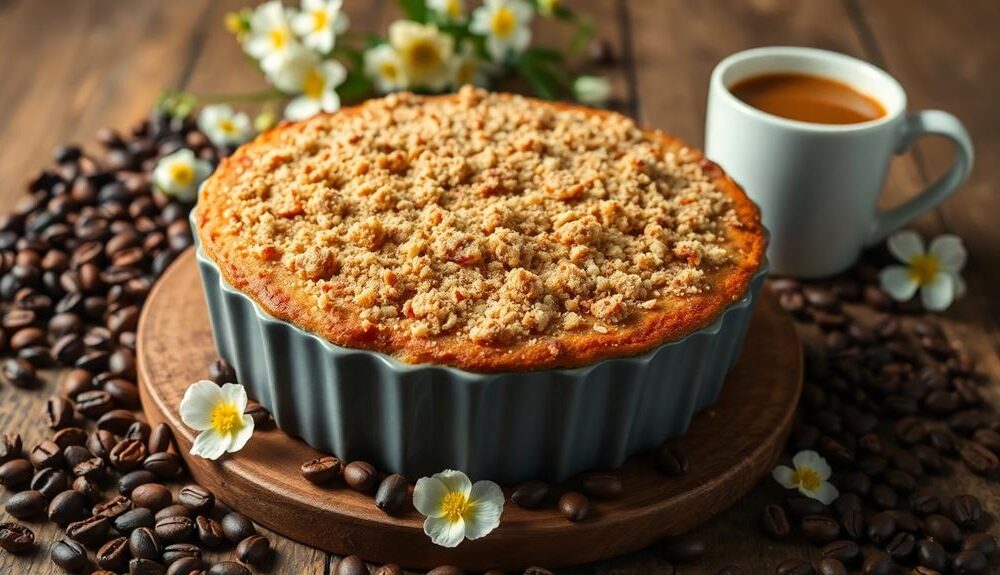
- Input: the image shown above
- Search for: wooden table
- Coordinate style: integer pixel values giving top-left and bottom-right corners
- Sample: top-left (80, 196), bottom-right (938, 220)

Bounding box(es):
top-left (1, 1), bottom-right (998, 573)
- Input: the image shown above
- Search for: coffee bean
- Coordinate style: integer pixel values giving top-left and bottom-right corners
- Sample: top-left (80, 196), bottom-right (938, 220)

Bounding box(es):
top-left (208, 358), bottom-right (236, 384)
top-left (1, 357), bottom-right (37, 388)
top-left (88, 429), bottom-right (118, 462)
top-left (5, 489), bottom-right (48, 519)
top-left (221, 511), bottom-right (256, 543)
top-left (244, 401), bottom-right (272, 428)
top-left (961, 533), bottom-right (997, 558)
top-left (951, 550), bottom-right (988, 575)
top-left (156, 504), bottom-right (193, 521)
top-left (162, 542), bottom-right (201, 564)
top-left (51, 538), bottom-right (88, 572)
top-left (582, 473), bottom-right (623, 499)
top-left (374, 565), bottom-right (403, 575)
top-left (120, 469), bottom-right (158, 496)
top-left (923, 514), bottom-right (961, 548)
top-left (130, 558), bottom-right (168, 575)
top-left (911, 445), bottom-right (944, 474)
top-left (760, 504), bottom-right (791, 540)
top-left (867, 511), bottom-right (896, 545)
top-left (0, 522), bottom-right (34, 554)
top-left (29, 439), bottom-right (64, 469)
top-left (815, 558), bottom-right (847, 575)
top-left (886, 510), bottom-right (919, 533)
top-left (116, 507), bottom-right (156, 534)
top-left (125, 420), bottom-right (151, 445)
top-left (885, 531), bottom-right (915, 561)
top-left (53, 427), bottom-right (88, 449)
top-left (50, 489), bottom-right (90, 526)
top-left (44, 395), bottom-right (76, 429)
top-left (375, 474), bottom-right (408, 515)
top-left (840, 509), bottom-right (865, 540)
top-left (166, 556), bottom-right (203, 575)
top-left (843, 472), bottom-right (872, 496)
top-left (300, 456), bottom-right (342, 484)
top-left (94, 494), bottom-right (133, 519)
top-left (558, 491), bottom-right (590, 522)
top-left (0, 458), bottom-right (34, 488)
top-left (130, 526), bottom-right (163, 560)
top-left (196, 515), bottom-right (224, 548)
top-left (511, 480), bottom-right (549, 509)
top-left (427, 567), bottom-right (464, 575)
top-left (343, 460), bottom-right (378, 493)
top-left (144, 451), bottom-right (183, 479)
top-left (64, 444), bottom-right (93, 468)
top-left (76, 389), bottom-right (116, 418)
top-left (110, 438), bottom-right (147, 471)
top-left (655, 443), bottom-right (688, 476)
top-left (0, 432), bottom-right (23, 463)
top-left (774, 557), bottom-right (814, 575)
top-left (660, 534), bottom-right (705, 563)
top-left (871, 484), bottom-right (898, 509)
top-left (861, 550), bottom-right (898, 575)
top-left (949, 494), bottom-right (982, 528)
top-left (822, 540), bottom-right (860, 565)
top-left (97, 408), bottom-right (137, 434)
top-left (916, 538), bottom-right (948, 571)
top-left (909, 489), bottom-right (941, 515)
top-left (61, 368), bottom-right (95, 398)
top-left (132, 482), bottom-right (173, 511)
top-left (148, 423), bottom-right (174, 454)
top-left (209, 561), bottom-right (251, 575)
top-left (971, 428), bottom-right (1000, 454)
top-left (66, 514), bottom-right (111, 548)
top-left (237, 534), bottom-right (270, 566)
top-left (97, 536), bottom-right (130, 571)
top-left (802, 515), bottom-right (840, 545)
top-left (73, 475), bottom-right (101, 503)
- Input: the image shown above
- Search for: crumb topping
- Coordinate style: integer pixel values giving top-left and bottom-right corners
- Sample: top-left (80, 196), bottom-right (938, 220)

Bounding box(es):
top-left (205, 87), bottom-right (748, 347)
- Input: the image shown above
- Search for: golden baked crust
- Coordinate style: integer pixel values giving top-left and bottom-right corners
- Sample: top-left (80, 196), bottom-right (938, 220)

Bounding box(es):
top-left (196, 88), bottom-right (765, 373)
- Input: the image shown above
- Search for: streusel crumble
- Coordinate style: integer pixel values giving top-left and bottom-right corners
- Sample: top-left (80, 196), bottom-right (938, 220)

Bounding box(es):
top-left (196, 87), bottom-right (765, 371)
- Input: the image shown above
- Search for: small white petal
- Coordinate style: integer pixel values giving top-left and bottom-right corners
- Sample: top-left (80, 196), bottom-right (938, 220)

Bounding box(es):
top-left (320, 90), bottom-right (341, 114)
top-left (771, 465), bottom-right (798, 489)
top-left (804, 481), bottom-right (840, 506)
top-left (226, 415), bottom-right (256, 453)
top-left (929, 234), bottom-right (967, 273)
top-left (879, 266), bottom-right (919, 302)
top-left (887, 230), bottom-right (925, 264)
top-left (285, 96), bottom-right (321, 120)
top-left (424, 515), bottom-right (466, 548)
top-left (463, 481), bottom-right (504, 540)
top-left (792, 450), bottom-right (831, 480)
top-left (413, 477), bottom-right (449, 518)
top-left (433, 469), bottom-right (472, 497)
top-left (180, 380), bottom-right (224, 430)
top-left (190, 429), bottom-right (230, 460)
top-left (321, 60), bottom-right (347, 87)
top-left (950, 272), bottom-right (967, 299)
top-left (219, 383), bottom-right (249, 413)
top-left (920, 273), bottom-right (955, 312)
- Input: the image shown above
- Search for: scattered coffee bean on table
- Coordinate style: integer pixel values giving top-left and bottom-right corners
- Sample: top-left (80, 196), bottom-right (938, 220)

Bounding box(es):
top-left (0, 521), bottom-right (34, 553)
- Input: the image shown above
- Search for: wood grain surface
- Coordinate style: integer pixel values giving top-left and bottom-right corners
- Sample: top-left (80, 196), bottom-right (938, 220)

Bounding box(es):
top-left (1, 0), bottom-right (998, 573)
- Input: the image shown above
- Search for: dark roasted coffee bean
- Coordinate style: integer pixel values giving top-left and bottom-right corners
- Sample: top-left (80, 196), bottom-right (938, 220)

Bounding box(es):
top-left (375, 474), bottom-right (408, 515)
top-left (0, 522), bottom-right (34, 554)
top-left (910, 567), bottom-right (942, 575)
top-left (116, 507), bottom-right (156, 534)
top-left (177, 485), bottom-right (214, 515)
top-left (195, 515), bottom-right (224, 548)
top-left (132, 482), bottom-right (172, 512)
top-left (1, 357), bottom-right (36, 388)
top-left (208, 358), bottom-right (236, 384)
top-left (884, 469), bottom-right (915, 493)
top-left (512, 480), bottom-right (549, 509)
top-left (49, 489), bottom-right (89, 526)
top-left (74, 456), bottom-right (106, 480)
top-left (88, 429), bottom-right (118, 462)
top-left (148, 423), bottom-right (174, 454)
top-left (868, 511), bottom-right (896, 545)
top-left (774, 557), bottom-right (814, 575)
top-left (885, 531), bottom-right (915, 561)
top-left (77, 390), bottom-right (116, 418)
top-left (426, 567), bottom-right (464, 575)
top-left (802, 515), bottom-right (840, 545)
top-left (334, 555), bottom-right (369, 575)
top-left (53, 427), bottom-right (88, 449)
top-left (916, 538), bottom-right (948, 571)
top-left (909, 488), bottom-right (940, 515)
top-left (0, 432), bottom-right (23, 463)
top-left (815, 557), bottom-right (846, 575)
top-left (45, 395), bottom-right (76, 429)
top-left (962, 533), bottom-right (997, 558)
top-left (859, 456), bottom-right (888, 477)
top-left (890, 451), bottom-right (923, 476)
top-left (51, 538), bottom-right (88, 572)
top-left (886, 510), bottom-right (919, 533)
top-left (558, 491), bottom-right (590, 522)
top-left (871, 484), bottom-right (898, 509)
top-left (949, 494), bottom-right (982, 528)
top-left (120, 469), bottom-right (158, 496)
top-left (582, 473), bottom-right (622, 499)
top-left (144, 451), bottom-right (183, 479)
top-left (130, 557), bottom-right (168, 575)
top-left (97, 536), bottom-right (130, 571)
top-left (928, 429), bottom-right (958, 455)
top-left (64, 444), bottom-right (93, 468)
top-left (660, 534), bottom-right (704, 564)
top-left (822, 539), bottom-right (860, 564)
top-left (97, 408), bottom-right (137, 434)
top-left (130, 526), bottom-right (163, 560)
top-left (110, 438), bottom-right (147, 471)
top-left (94, 494), bottom-right (133, 519)
top-left (62, 369), bottom-right (95, 398)
top-left (101, 378), bottom-right (140, 410)
top-left (911, 445), bottom-right (943, 474)
top-left (960, 442), bottom-right (998, 475)
top-left (125, 420), bottom-right (151, 445)
top-left (221, 511), bottom-right (256, 543)
top-left (343, 460), bottom-right (378, 493)
top-left (156, 504), bottom-right (193, 521)
top-left (0, 458), bottom-right (34, 488)
top-left (29, 439), bottom-right (64, 469)
top-left (861, 550), bottom-right (898, 575)
top-left (72, 475), bottom-right (101, 502)
top-left (300, 456), bottom-right (342, 484)
top-left (209, 561), bottom-right (251, 575)
top-left (923, 514), bottom-right (961, 548)
top-left (66, 514), bottom-right (111, 548)
top-left (236, 534), bottom-right (270, 566)
top-left (971, 428), bottom-right (1000, 453)
top-left (843, 472), bottom-right (872, 496)
top-left (162, 542), bottom-right (201, 564)
top-left (5, 489), bottom-right (48, 518)
top-left (655, 443), bottom-right (688, 476)
top-left (167, 556), bottom-right (203, 575)
top-left (786, 496), bottom-right (830, 518)
top-left (374, 565), bottom-right (404, 575)
top-left (244, 401), bottom-right (272, 428)
top-left (833, 494), bottom-right (862, 517)
top-left (951, 550), bottom-right (987, 575)
top-left (841, 509), bottom-right (865, 540)
top-left (761, 504), bottom-right (791, 540)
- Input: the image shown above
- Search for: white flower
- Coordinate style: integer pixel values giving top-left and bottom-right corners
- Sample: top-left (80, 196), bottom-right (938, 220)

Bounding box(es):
top-left (389, 21), bottom-right (454, 91)
top-left (412, 469), bottom-right (504, 548)
top-left (269, 47), bottom-right (347, 120)
top-left (292, 0), bottom-right (349, 53)
top-left (470, 0), bottom-right (533, 63)
top-left (449, 42), bottom-right (491, 88)
top-left (573, 75), bottom-right (611, 106)
top-left (179, 381), bottom-right (255, 460)
top-left (244, 0), bottom-right (300, 75)
top-left (772, 450), bottom-right (839, 505)
top-left (537, 0), bottom-right (560, 16)
top-left (197, 105), bottom-right (253, 147)
top-left (152, 149), bottom-right (212, 203)
top-left (878, 230), bottom-right (967, 312)
top-left (428, 0), bottom-right (466, 22)
top-left (364, 44), bottom-right (409, 94)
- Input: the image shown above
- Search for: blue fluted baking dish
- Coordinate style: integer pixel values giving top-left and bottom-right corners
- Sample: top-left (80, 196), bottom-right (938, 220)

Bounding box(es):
top-left (193, 214), bottom-right (767, 483)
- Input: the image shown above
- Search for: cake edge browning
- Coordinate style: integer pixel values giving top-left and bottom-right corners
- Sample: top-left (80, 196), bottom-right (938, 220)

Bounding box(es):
top-left (195, 94), bottom-right (766, 373)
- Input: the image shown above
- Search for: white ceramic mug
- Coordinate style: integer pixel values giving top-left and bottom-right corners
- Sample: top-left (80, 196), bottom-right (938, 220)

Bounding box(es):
top-left (705, 47), bottom-right (973, 278)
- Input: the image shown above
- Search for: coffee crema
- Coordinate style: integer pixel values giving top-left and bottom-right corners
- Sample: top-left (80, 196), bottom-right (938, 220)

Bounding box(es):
top-left (729, 72), bottom-right (886, 125)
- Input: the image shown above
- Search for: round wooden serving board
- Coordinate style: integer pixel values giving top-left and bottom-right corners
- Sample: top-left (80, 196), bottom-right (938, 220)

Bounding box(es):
top-left (138, 249), bottom-right (802, 570)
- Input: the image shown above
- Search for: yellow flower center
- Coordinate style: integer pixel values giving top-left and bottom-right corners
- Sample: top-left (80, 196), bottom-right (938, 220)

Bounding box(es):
top-left (908, 254), bottom-right (940, 286)
top-left (217, 118), bottom-right (237, 135)
top-left (490, 7), bottom-right (517, 39)
top-left (303, 67), bottom-right (326, 99)
top-left (441, 491), bottom-right (472, 522)
top-left (210, 402), bottom-right (243, 435)
top-left (270, 27), bottom-right (289, 49)
top-left (379, 62), bottom-right (400, 82)
top-left (169, 163), bottom-right (195, 187)
top-left (446, 0), bottom-right (461, 18)
top-left (793, 467), bottom-right (822, 491)
top-left (312, 9), bottom-right (328, 31)
top-left (405, 40), bottom-right (443, 72)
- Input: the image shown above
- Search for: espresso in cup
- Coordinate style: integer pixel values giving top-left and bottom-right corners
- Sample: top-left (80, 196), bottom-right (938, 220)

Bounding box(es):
top-left (729, 72), bottom-right (886, 125)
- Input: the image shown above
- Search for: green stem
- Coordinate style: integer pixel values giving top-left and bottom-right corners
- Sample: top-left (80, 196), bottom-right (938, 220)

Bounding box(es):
top-left (194, 89), bottom-right (285, 104)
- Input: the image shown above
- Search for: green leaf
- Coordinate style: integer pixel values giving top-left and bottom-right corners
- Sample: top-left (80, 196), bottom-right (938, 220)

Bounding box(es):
top-left (397, 0), bottom-right (428, 23)
top-left (523, 47), bottom-right (564, 62)
top-left (339, 70), bottom-right (374, 104)
top-left (515, 60), bottom-right (560, 100)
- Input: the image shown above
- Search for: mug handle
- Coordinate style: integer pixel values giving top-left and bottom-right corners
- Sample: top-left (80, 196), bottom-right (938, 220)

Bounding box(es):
top-left (866, 110), bottom-right (974, 244)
